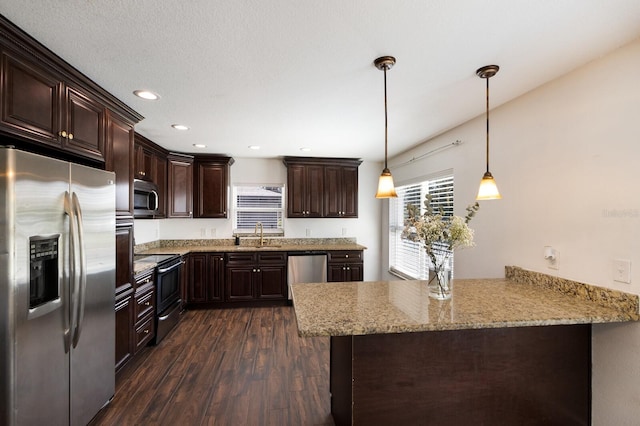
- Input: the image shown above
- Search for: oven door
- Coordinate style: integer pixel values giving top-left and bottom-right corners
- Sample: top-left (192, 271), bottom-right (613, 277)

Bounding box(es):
top-left (156, 259), bottom-right (182, 314)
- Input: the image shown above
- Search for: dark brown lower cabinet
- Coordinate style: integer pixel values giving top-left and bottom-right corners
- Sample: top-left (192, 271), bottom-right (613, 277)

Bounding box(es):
top-left (225, 252), bottom-right (287, 302)
top-left (114, 284), bottom-right (134, 373)
top-left (187, 253), bottom-right (225, 304)
top-left (327, 250), bottom-right (363, 282)
top-left (133, 272), bottom-right (155, 353)
top-left (330, 324), bottom-right (591, 426)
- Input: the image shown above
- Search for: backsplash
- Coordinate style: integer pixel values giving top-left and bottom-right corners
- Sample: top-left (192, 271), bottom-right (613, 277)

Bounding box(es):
top-left (506, 266), bottom-right (639, 317)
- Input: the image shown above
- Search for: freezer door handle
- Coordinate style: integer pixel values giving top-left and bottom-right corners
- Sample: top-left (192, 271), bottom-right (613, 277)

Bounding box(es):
top-left (63, 191), bottom-right (77, 353)
top-left (71, 192), bottom-right (87, 348)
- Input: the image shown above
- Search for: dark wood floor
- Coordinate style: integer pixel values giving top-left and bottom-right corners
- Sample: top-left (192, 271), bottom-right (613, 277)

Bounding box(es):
top-left (90, 306), bottom-right (333, 426)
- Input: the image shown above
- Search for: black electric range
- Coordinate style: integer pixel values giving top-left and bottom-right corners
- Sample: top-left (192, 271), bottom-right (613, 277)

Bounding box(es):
top-left (134, 253), bottom-right (181, 267)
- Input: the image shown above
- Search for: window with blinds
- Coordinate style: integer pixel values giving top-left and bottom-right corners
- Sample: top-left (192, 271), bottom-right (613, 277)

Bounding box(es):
top-left (389, 175), bottom-right (454, 279)
top-left (233, 185), bottom-right (284, 234)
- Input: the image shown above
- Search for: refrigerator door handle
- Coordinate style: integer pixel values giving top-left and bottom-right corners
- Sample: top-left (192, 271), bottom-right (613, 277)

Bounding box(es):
top-left (71, 192), bottom-right (87, 348)
top-left (63, 191), bottom-right (77, 353)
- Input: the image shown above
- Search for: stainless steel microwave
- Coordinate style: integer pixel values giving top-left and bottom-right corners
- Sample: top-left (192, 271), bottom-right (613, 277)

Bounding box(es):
top-left (133, 179), bottom-right (160, 218)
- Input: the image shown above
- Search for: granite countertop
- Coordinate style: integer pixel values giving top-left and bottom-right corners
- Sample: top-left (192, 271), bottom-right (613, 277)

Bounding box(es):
top-left (291, 270), bottom-right (640, 337)
top-left (135, 238), bottom-right (366, 256)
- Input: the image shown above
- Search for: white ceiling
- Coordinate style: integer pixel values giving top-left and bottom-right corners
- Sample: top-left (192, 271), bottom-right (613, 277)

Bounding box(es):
top-left (3, 1), bottom-right (640, 161)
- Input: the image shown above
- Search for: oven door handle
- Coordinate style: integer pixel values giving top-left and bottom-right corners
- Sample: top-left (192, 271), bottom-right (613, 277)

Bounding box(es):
top-left (157, 260), bottom-right (184, 274)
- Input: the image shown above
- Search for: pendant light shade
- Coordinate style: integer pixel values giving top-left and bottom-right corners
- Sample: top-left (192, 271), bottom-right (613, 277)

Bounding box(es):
top-left (476, 65), bottom-right (502, 200)
top-left (374, 56), bottom-right (398, 199)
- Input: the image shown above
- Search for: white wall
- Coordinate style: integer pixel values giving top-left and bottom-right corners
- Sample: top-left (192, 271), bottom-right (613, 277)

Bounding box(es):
top-left (134, 157), bottom-right (383, 281)
top-left (383, 38), bottom-right (640, 424)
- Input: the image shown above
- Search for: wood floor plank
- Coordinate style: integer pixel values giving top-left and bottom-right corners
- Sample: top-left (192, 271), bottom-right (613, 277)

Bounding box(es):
top-left (90, 306), bottom-right (333, 426)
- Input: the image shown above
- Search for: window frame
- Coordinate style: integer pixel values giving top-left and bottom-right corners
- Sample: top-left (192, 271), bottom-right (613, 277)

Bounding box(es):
top-left (388, 172), bottom-right (454, 280)
top-left (232, 183), bottom-right (285, 236)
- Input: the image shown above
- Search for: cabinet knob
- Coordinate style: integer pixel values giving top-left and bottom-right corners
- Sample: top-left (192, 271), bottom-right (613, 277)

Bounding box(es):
top-left (60, 130), bottom-right (67, 138)
top-left (68, 133), bottom-right (73, 140)
top-left (144, 301), bottom-right (150, 306)
top-left (257, 268), bottom-right (261, 272)
top-left (144, 329), bottom-right (150, 334)
top-left (346, 267), bottom-right (350, 270)
top-left (345, 254), bottom-right (349, 258)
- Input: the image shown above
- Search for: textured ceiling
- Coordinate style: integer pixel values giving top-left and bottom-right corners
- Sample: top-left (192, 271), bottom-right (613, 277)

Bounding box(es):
top-left (3, 1), bottom-right (640, 160)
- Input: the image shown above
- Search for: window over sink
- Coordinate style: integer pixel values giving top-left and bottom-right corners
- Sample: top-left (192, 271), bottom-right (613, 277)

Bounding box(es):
top-left (233, 184), bottom-right (285, 235)
top-left (389, 172), bottom-right (454, 279)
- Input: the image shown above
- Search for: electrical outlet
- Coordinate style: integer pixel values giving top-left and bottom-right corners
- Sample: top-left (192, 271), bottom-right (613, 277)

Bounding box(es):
top-left (210, 228), bottom-right (217, 237)
top-left (306, 228), bottom-right (311, 237)
top-left (548, 250), bottom-right (559, 270)
top-left (342, 227), bottom-right (347, 236)
top-left (613, 259), bottom-right (631, 283)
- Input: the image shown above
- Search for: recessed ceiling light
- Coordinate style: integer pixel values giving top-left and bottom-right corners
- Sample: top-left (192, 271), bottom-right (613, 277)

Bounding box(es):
top-left (300, 147), bottom-right (312, 152)
top-left (133, 90), bottom-right (159, 100)
top-left (192, 144), bottom-right (206, 148)
top-left (172, 124), bottom-right (189, 130)
top-left (248, 145), bottom-right (260, 150)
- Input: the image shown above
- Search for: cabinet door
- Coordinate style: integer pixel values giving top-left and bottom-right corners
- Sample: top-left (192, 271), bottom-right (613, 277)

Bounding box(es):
top-left (167, 156), bottom-right (193, 218)
top-left (323, 166), bottom-right (342, 218)
top-left (115, 288), bottom-right (134, 372)
top-left (115, 222), bottom-right (134, 291)
top-left (63, 86), bottom-right (106, 162)
top-left (286, 164), bottom-right (307, 218)
top-left (207, 254), bottom-right (225, 301)
top-left (194, 162), bottom-right (228, 218)
top-left (152, 154), bottom-right (167, 218)
top-left (106, 112), bottom-right (134, 217)
top-left (345, 263), bottom-right (364, 281)
top-left (226, 265), bottom-right (254, 301)
top-left (327, 264), bottom-right (346, 282)
top-left (188, 253), bottom-right (208, 303)
top-left (341, 166), bottom-right (359, 218)
top-left (256, 265), bottom-right (286, 299)
top-left (134, 144), bottom-right (153, 180)
top-left (306, 165), bottom-right (324, 217)
top-left (1, 50), bottom-right (62, 144)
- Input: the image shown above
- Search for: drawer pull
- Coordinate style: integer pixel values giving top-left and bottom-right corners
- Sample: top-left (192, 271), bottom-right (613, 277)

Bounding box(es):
top-left (144, 301), bottom-right (150, 306)
top-left (144, 329), bottom-right (149, 334)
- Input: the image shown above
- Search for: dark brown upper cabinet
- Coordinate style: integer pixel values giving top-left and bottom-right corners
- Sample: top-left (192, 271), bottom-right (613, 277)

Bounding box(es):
top-left (0, 16), bottom-right (142, 164)
top-left (105, 111), bottom-right (135, 218)
top-left (283, 157), bottom-right (361, 218)
top-left (134, 133), bottom-right (168, 218)
top-left (193, 155), bottom-right (234, 218)
top-left (1, 50), bottom-right (105, 161)
top-left (167, 153), bottom-right (194, 218)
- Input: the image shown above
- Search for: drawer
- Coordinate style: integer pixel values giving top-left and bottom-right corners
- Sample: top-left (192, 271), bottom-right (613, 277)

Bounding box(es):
top-left (134, 283), bottom-right (155, 321)
top-left (134, 316), bottom-right (155, 352)
top-left (257, 252), bottom-right (286, 264)
top-left (226, 252), bottom-right (256, 263)
top-left (135, 270), bottom-right (154, 289)
top-left (327, 250), bottom-right (363, 263)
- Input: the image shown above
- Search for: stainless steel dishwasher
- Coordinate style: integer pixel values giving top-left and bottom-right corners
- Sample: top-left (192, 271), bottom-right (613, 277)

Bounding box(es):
top-left (287, 252), bottom-right (327, 300)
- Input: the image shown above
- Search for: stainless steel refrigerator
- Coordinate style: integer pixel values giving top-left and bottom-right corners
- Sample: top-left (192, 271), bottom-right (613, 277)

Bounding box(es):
top-left (0, 147), bottom-right (116, 425)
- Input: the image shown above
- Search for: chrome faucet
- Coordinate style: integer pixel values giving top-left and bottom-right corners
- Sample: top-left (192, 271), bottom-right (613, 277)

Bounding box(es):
top-left (254, 221), bottom-right (264, 247)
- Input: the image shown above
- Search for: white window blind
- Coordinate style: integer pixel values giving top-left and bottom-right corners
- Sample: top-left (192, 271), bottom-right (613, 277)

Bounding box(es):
top-left (233, 185), bottom-right (284, 234)
top-left (389, 175), bottom-right (454, 280)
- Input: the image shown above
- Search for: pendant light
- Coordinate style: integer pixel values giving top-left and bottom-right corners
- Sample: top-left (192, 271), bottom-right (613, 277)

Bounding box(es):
top-left (476, 65), bottom-right (502, 200)
top-left (374, 56), bottom-right (398, 198)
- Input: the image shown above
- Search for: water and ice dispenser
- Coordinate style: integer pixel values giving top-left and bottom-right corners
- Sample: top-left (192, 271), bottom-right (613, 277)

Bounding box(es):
top-left (29, 235), bottom-right (60, 309)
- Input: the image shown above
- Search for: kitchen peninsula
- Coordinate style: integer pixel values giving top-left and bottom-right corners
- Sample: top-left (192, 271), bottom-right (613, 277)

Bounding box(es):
top-left (291, 266), bottom-right (639, 425)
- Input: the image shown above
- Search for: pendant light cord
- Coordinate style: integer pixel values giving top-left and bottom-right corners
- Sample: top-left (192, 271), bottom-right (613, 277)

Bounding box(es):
top-left (383, 66), bottom-right (389, 170)
top-left (485, 76), bottom-right (490, 174)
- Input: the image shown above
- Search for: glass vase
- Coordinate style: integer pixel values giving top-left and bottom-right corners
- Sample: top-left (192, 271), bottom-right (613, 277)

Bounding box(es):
top-left (428, 257), bottom-right (453, 300)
